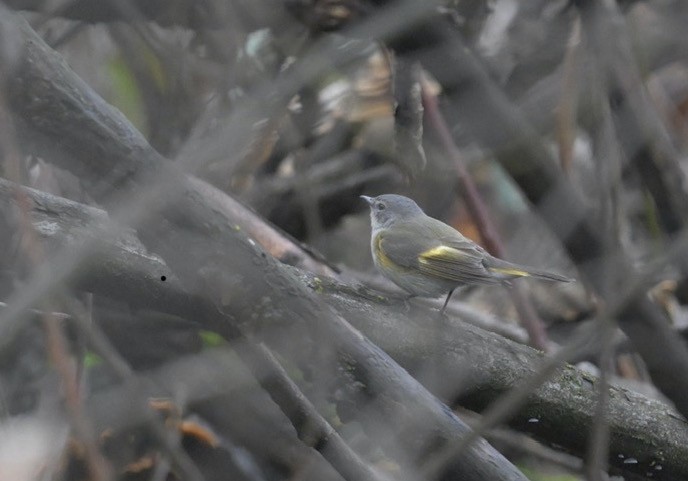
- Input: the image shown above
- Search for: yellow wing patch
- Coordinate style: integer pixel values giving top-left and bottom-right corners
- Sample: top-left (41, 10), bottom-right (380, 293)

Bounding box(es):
top-left (417, 244), bottom-right (497, 284)
top-left (488, 267), bottom-right (529, 277)
top-left (419, 245), bottom-right (460, 261)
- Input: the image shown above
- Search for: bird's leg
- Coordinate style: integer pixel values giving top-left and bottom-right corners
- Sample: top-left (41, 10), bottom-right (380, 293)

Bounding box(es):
top-left (439, 289), bottom-right (455, 315)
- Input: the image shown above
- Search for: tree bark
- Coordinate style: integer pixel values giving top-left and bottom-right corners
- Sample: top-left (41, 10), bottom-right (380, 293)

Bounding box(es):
top-left (1, 177), bottom-right (686, 480)
top-left (0, 10), bottom-right (527, 481)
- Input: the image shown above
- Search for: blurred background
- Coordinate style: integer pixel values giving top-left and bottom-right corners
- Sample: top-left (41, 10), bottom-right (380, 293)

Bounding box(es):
top-left (2, 0), bottom-right (688, 480)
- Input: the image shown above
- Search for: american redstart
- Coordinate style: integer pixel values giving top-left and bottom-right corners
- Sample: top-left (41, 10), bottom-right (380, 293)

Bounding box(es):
top-left (361, 194), bottom-right (573, 313)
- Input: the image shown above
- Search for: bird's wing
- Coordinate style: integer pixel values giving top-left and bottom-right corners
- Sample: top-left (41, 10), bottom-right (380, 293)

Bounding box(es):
top-left (377, 220), bottom-right (497, 284)
top-left (420, 220), bottom-right (498, 284)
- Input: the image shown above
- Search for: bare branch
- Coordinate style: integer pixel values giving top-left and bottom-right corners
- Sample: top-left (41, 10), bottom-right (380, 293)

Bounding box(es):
top-left (0, 10), bottom-right (528, 481)
top-left (394, 12), bottom-right (688, 419)
top-left (1, 179), bottom-right (687, 479)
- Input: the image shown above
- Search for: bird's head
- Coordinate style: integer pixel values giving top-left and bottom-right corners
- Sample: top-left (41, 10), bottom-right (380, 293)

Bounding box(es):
top-left (360, 194), bottom-right (424, 229)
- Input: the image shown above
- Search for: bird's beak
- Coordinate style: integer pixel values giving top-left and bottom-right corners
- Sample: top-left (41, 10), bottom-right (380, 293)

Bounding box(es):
top-left (360, 195), bottom-right (374, 206)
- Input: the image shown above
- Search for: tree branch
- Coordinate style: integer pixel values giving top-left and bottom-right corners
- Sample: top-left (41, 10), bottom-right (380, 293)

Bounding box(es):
top-left (1, 178), bottom-right (686, 480)
top-left (4, 0), bottom-right (225, 28)
top-left (392, 12), bottom-right (688, 420)
top-left (0, 10), bottom-right (527, 481)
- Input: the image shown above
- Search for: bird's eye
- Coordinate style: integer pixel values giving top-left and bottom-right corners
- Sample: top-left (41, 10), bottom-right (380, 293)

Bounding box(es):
top-left (376, 202), bottom-right (386, 211)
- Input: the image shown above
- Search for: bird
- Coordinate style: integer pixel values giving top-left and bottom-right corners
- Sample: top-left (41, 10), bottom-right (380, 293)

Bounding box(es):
top-left (361, 194), bottom-right (573, 313)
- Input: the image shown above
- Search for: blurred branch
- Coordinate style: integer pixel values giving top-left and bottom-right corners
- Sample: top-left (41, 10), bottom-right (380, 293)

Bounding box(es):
top-left (235, 342), bottom-right (392, 481)
top-left (0, 182), bottom-right (385, 481)
top-left (585, 316), bottom-right (614, 481)
top-left (0, 42), bottom-right (113, 481)
top-left (0, 180), bottom-right (523, 481)
top-left (576, 0), bottom-right (688, 236)
top-left (391, 11), bottom-right (688, 420)
top-left (519, 4), bottom-right (688, 135)
top-left (35, 302), bottom-right (342, 480)
top-left (556, 17), bottom-right (581, 173)
top-left (458, 410), bottom-right (583, 475)
top-left (243, 149), bottom-right (396, 238)
top-left (312, 271), bottom-right (688, 481)
top-left (107, 23), bottom-right (198, 156)
top-left (188, 176), bottom-right (339, 277)
top-left (392, 57), bottom-right (427, 177)
top-left (0, 10), bottom-right (527, 481)
top-left (52, 300), bottom-right (215, 481)
top-left (1, 180), bottom-right (687, 480)
top-left (3, 0), bottom-right (225, 28)
top-left (84, 347), bottom-right (363, 481)
top-left (421, 82), bottom-right (550, 352)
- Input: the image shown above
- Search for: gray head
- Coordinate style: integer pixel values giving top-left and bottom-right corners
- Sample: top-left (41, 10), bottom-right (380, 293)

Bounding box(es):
top-left (361, 194), bottom-right (425, 229)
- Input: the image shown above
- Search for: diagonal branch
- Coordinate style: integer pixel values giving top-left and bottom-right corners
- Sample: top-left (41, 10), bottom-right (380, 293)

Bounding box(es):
top-left (1, 178), bottom-right (687, 480)
top-left (392, 12), bottom-right (688, 420)
top-left (0, 10), bottom-right (527, 481)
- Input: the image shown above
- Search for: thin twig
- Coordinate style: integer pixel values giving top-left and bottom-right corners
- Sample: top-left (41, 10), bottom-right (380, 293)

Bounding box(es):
top-left (585, 315), bottom-right (614, 481)
top-left (556, 17), bottom-right (581, 174)
top-left (421, 82), bottom-right (550, 351)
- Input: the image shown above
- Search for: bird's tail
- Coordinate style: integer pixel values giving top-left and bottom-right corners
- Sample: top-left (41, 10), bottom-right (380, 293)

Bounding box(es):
top-left (485, 257), bottom-right (573, 283)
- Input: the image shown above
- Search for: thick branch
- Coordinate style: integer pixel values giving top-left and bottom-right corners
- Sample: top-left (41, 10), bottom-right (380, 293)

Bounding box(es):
top-left (1, 179), bottom-right (686, 480)
top-left (0, 11), bottom-right (526, 481)
top-left (0, 181), bottom-right (384, 481)
top-left (309, 273), bottom-right (686, 481)
top-left (392, 13), bottom-right (688, 420)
